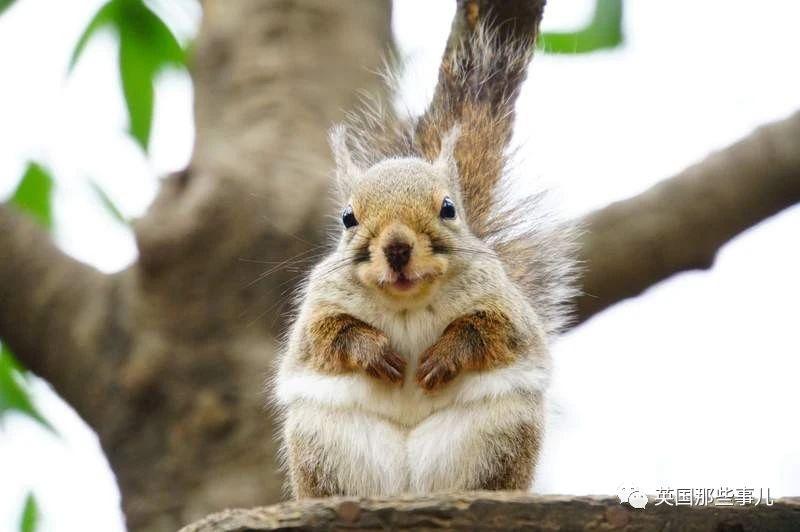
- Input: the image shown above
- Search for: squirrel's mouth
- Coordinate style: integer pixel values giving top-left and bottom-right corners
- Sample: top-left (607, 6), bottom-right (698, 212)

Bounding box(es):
top-left (381, 270), bottom-right (440, 295)
top-left (391, 273), bottom-right (418, 292)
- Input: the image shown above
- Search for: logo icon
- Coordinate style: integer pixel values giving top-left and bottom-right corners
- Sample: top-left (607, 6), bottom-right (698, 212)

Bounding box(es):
top-left (618, 485), bottom-right (649, 509)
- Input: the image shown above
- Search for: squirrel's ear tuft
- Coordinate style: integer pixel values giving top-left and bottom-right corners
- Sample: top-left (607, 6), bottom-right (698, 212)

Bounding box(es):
top-left (435, 125), bottom-right (461, 177)
top-left (329, 124), bottom-right (361, 197)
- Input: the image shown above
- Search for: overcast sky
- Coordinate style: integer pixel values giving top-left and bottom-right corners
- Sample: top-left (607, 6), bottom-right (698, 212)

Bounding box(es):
top-left (1, 1), bottom-right (799, 530)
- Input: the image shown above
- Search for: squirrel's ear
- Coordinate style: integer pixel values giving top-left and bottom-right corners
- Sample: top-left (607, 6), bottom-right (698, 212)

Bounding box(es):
top-left (434, 124), bottom-right (461, 177)
top-left (329, 124), bottom-right (361, 197)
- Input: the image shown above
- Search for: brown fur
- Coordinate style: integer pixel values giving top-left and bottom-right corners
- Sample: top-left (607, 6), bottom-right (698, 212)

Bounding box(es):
top-left (278, 6), bottom-right (573, 500)
top-left (304, 312), bottom-right (405, 383)
top-left (416, 307), bottom-right (523, 392)
top-left (465, 1), bottom-right (480, 30)
top-left (338, 20), bottom-right (578, 336)
top-left (287, 432), bottom-right (341, 498)
top-left (475, 419), bottom-right (541, 490)
top-left (416, 103), bottom-right (509, 237)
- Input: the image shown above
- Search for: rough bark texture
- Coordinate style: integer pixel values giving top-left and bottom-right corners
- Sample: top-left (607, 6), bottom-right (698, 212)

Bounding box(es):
top-left (0, 204), bottom-right (119, 425)
top-left (4, 1), bottom-right (393, 530)
top-left (575, 111), bottom-right (800, 325)
top-left (1, 1), bottom-right (800, 531)
top-left (179, 493), bottom-right (800, 532)
top-left (124, 2), bottom-right (393, 529)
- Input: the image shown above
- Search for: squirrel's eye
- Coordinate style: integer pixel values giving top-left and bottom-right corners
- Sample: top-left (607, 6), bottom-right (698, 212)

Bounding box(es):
top-left (342, 205), bottom-right (358, 228)
top-left (439, 197), bottom-right (456, 219)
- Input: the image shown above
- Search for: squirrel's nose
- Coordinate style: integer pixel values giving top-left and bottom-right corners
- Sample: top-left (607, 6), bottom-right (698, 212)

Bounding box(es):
top-left (384, 241), bottom-right (412, 272)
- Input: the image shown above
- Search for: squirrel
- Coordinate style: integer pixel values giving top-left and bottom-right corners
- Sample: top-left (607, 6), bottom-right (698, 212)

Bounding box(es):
top-left (273, 15), bottom-right (577, 498)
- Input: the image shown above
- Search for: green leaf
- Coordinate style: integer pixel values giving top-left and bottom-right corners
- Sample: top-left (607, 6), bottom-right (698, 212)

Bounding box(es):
top-left (69, 1), bottom-right (120, 72)
top-left (89, 180), bottom-right (129, 225)
top-left (69, 0), bottom-right (187, 151)
top-left (119, 33), bottom-right (156, 150)
top-left (119, 0), bottom-right (186, 66)
top-left (540, 0), bottom-right (624, 54)
top-left (19, 494), bottom-right (39, 532)
top-left (0, 345), bottom-right (53, 432)
top-left (1, 344), bottom-right (29, 380)
top-left (10, 163), bottom-right (54, 229)
top-left (0, 0), bottom-right (17, 16)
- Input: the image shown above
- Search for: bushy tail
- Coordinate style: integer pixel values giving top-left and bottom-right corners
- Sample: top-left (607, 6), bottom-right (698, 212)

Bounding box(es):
top-left (415, 20), bottom-right (535, 236)
top-left (342, 2), bottom-right (579, 335)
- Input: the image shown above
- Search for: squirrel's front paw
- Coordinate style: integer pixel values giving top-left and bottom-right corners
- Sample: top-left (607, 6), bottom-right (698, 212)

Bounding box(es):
top-left (416, 344), bottom-right (460, 392)
top-left (355, 336), bottom-right (406, 384)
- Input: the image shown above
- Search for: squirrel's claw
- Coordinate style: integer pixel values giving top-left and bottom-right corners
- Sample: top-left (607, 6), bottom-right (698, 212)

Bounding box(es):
top-left (416, 348), bottom-right (459, 393)
top-left (362, 346), bottom-right (406, 385)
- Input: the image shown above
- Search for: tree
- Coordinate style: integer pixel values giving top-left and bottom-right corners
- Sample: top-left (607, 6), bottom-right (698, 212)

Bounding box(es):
top-left (1, 1), bottom-right (798, 531)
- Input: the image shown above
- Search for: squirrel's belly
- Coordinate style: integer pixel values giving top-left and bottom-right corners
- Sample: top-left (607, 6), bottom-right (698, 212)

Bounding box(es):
top-left (299, 304), bottom-right (457, 425)
top-left (283, 390), bottom-right (541, 495)
top-left (276, 367), bottom-right (458, 426)
top-left (276, 354), bottom-right (549, 427)
top-left (277, 307), bottom-right (550, 425)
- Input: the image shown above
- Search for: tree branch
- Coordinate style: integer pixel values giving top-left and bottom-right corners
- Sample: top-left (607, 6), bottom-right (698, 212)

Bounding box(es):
top-left (0, 204), bottom-right (126, 424)
top-left (180, 492), bottom-right (800, 531)
top-left (573, 110), bottom-right (800, 326)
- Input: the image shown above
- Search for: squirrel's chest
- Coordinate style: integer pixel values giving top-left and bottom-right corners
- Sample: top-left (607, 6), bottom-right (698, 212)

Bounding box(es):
top-left (371, 307), bottom-right (447, 366)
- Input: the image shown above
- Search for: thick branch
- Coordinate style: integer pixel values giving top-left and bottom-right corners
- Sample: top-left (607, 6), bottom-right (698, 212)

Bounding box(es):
top-left (180, 492), bottom-right (800, 531)
top-left (574, 110), bottom-right (800, 326)
top-left (0, 204), bottom-right (125, 424)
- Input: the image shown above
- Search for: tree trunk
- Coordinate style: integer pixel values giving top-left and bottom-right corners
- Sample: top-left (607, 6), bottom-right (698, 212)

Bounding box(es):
top-left (5, 1), bottom-right (393, 530)
top-left (120, 1), bottom-right (394, 529)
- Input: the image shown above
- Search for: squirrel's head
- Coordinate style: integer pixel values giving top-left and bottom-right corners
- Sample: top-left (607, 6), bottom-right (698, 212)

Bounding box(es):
top-left (329, 125), bottom-right (469, 305)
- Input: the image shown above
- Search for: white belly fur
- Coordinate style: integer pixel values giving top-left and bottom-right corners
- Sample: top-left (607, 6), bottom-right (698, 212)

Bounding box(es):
top-left (276, 305), bottom-right (549, 493)
top-left (284, 393), bottom-right (540, 495)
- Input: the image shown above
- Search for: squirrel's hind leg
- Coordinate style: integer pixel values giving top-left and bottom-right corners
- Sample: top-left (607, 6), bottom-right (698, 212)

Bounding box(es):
top-left (283, 402), bottom-right (408, 498)
top-left (408, 392), bottom-right (543, 492)
top-left (286, 432), bottom-right (341, 498)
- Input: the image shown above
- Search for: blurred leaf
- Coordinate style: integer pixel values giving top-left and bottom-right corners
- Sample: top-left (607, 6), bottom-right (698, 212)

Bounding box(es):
top-left (89, 180), bottom-right (129, 225)
top-left (119, 0), bottom-right (186, 65)
top-left (19, 494), bottom-right (38, 532)
top-left (0, 345), bottom-right (53, 432)
top-left (10, 163), bottom-right (54, 229)
top-left (0, 0), bottom-right (16, 16)
top-left (119, 33), bottom-right (156, 150)
top-left (69, 0), bottom-right (187, 151)
top-left (68, 1), bottom-right (120, 72)
top-left (540, 0), bottom-right (624, 54)
top-left (1, 343), bottom-right (26, 376)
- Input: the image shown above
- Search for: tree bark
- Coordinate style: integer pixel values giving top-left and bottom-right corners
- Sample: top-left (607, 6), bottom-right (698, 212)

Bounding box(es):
top-left (179, 492), bottom-right (800, 532)
top-left (4, 1), bottom-right (393, 530)
top-left (1, 1), bottom-right (800, 531)
top-left (0, 204), bottom-right (122, 426)
top-left (120, 1), bottom-right (394, 529)
top-left (573, 111), bottom-right (800, 326)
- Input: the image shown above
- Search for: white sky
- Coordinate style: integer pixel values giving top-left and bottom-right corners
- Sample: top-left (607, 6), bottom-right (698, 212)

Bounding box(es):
top-left (1, 1), bottom-right (799, 530)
